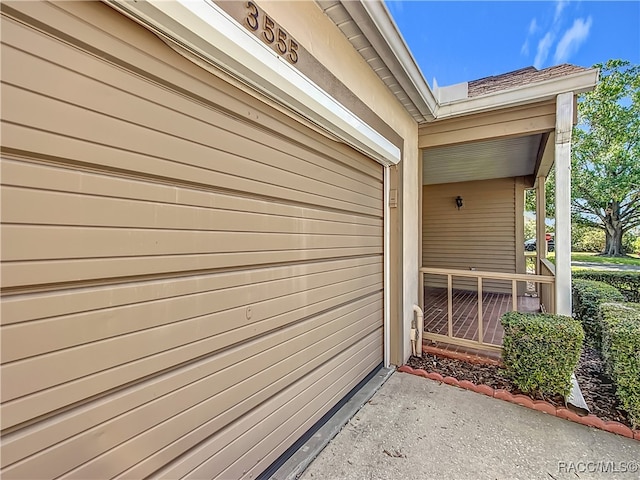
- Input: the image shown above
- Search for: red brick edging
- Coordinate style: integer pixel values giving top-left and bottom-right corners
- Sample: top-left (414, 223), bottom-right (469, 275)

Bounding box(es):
top-left (397, 365), bottom-right (640, 441)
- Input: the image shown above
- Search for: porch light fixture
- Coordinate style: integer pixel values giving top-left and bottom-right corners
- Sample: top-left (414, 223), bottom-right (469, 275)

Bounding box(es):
top-left (455, 196), bottom-right (464, 209)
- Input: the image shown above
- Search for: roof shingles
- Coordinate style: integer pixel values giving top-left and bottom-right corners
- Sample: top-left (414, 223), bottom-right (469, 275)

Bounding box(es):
top-left (467, 64), bottom-right (589, 97)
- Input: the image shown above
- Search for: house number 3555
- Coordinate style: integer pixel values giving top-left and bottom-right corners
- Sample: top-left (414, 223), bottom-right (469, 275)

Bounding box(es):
top-left (246, 1), bottom-right (299, 64)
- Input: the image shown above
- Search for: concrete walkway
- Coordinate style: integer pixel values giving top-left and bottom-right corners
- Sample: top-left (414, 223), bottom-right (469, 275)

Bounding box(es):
top-left (298, 372), bottom-right (639, 480)
top-left (572, 261), bottom-right (640, 272)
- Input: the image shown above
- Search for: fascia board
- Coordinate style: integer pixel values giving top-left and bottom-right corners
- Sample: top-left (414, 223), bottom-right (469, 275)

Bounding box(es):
top-left (108, 0), bottom-right (400, 166)
top-left (359, 1), bottom-right (438, 121)
top-left (435, 69), bottom-right (600, 120)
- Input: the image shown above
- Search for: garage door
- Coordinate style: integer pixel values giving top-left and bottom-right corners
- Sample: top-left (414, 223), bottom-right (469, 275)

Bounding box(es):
top-left (0, 2), bottom-right (383, 479)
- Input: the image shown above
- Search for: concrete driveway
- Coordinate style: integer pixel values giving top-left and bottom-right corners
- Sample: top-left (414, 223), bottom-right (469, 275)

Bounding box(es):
top-left (295, 372), bottom-right (639, 480)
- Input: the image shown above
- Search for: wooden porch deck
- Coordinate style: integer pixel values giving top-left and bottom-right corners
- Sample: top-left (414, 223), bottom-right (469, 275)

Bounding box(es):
top-left (422, 286), bottom-right (540, 358)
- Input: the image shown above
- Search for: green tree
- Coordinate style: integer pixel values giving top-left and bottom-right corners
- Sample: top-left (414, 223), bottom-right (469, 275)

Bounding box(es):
top-left (524, 218), bottom-right (536, 241)
top-left (572, 59), bottom-right (640, 256)
top-left (572, 226), bottom-right (604, 253)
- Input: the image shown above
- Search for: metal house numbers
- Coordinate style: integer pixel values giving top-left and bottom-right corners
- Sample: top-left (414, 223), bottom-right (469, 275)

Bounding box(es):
top-left (245, 1), bottom-right (299, 64)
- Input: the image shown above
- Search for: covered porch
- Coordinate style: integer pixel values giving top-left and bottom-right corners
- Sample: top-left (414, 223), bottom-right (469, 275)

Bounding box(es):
top-left (416, 66), bottom-right (599, 357)
top-left (418, 266), bottom-right (555, 358)
top-left (423, 285), bottom-right (540, 347)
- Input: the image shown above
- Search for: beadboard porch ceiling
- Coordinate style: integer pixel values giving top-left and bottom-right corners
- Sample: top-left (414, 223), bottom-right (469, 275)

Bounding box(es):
top-left (423, 134), bottom-right (544, 185)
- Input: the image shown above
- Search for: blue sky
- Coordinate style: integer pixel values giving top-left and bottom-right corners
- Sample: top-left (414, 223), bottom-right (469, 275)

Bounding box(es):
top-left (385, 1), bottom-right (640, 87)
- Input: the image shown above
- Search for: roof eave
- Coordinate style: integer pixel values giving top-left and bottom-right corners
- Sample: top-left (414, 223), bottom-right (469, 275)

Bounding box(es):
top-left (435, 68), bottom-right (600, 120)
top-left (344, 1), bottom-right (599, 125)
top-left (352, 1), bottom-right (438, 121)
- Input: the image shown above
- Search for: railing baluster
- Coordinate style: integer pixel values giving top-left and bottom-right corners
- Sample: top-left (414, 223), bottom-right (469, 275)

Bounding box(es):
top-left (447, 274), bottom-right (453, 338)
top-left (477, 276), bottom-right (483, 345)
top-left (419, 266), bottom-right (556, 352)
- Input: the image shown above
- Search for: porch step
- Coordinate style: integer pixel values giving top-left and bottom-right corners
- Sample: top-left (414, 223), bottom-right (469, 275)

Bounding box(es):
top-left (422, 342), bottom-right (502, 364)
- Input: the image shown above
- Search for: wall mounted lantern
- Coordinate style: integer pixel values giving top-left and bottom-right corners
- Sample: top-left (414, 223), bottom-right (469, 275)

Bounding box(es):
top-left (455, 196), bottom-right (464, 210)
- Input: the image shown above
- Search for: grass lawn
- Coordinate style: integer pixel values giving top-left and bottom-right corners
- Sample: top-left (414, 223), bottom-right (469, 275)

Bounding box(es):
top-left (542, 252), bottom-right (640, 267)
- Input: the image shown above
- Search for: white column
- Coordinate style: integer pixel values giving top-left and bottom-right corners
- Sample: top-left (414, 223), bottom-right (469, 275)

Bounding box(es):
top-left (555, 92), bottom-right (574, 315)
top-left (536, 175), bottom-right (547, 275)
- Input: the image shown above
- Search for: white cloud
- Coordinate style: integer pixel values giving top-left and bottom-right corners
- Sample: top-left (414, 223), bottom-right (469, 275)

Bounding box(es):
top-left (521, 18), bottom-right (539, 56)
top-left (534, 32), bottom-right (554, 69)
top-left (554, 16), bottom-right (593, 64)
top-left (554, 0), bottom-right (568, 23)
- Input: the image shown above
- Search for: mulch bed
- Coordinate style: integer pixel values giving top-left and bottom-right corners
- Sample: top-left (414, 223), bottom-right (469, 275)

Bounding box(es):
top-left (406, 345), bottom-right (633, 429)
top-left (574, 346), bottom-right (629, 425)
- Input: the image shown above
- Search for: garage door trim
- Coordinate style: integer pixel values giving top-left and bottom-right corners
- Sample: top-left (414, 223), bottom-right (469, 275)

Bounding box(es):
top-left (107, 0), bottom-right (401, 167)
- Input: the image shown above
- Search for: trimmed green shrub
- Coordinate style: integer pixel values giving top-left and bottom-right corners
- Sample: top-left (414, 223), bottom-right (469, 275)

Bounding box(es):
top-left (573, 270), bottom-right (640, 303)
top-left (501, 312), bottom-right (584, 397)
top-left (598, 303), bottom-right (640, 429)
top-left (572, 279), bottom-right (625, 346)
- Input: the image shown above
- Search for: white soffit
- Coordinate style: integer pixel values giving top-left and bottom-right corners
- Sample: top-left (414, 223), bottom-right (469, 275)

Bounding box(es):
top-left (423, 135), bottom-right (543, 185)
top-left (317, 0), bottom-right (437, 122)
top-left (107, 0), bottom-right (400, 166)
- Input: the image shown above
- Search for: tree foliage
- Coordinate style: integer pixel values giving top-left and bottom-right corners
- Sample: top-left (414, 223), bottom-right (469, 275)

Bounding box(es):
top-left (572, 59), bottom-right (640, 255)
top-left (572, 226), bottom-right (604, 253)
top-left (524, 218), bottom-right (536, 241)
top-left (526, 60), bottom-right (640, 256)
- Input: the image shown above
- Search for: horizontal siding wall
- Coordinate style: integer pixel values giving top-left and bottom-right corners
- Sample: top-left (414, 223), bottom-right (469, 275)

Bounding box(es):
top-left (422, 178), bottom-right (518, 293)
top-left (0, 2), bottom-right (383, 479)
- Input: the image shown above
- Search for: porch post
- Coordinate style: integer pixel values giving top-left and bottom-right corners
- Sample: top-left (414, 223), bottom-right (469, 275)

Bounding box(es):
top-left (555, 92), bottom-right (574, 316)
top-left (536, 175), bottom-right (547, 274)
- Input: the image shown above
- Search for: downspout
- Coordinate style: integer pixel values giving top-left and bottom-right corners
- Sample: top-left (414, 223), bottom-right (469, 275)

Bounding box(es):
top-left (411, 305), bottom-right (424, 357)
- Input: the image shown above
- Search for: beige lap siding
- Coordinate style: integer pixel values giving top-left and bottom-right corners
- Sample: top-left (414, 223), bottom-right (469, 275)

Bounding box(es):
top-left (422, 177), bottom-right (521, 293)
top-left (0, 2), bottom-right (383, 478)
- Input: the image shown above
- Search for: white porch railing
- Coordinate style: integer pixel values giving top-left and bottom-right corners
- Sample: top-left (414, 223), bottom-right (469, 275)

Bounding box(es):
top-left (419, 267), bottom-right (556, 353)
